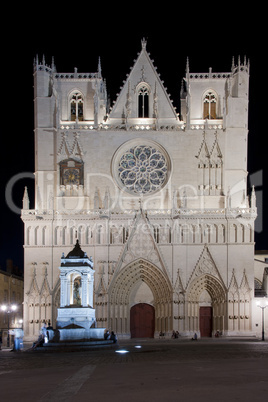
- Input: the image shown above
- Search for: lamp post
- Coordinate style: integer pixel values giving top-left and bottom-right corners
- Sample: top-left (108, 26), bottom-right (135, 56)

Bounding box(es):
top-left (1, 304), bottom-right (17, 347)
top-left (256, 299), bottom-right (268, 341)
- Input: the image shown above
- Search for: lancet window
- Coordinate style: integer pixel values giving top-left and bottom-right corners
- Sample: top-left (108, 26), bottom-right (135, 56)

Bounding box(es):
top-left (70, 91), bottom-right (84, 121)
top-left (203, 90), bottom-right (217, 119)
top-left (138, 85), bottom-right (149, 118)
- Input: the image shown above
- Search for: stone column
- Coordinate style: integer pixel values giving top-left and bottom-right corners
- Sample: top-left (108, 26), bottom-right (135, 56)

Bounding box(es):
top-left (88, 273), bottom-right (94, 307)
top-left (81, 274), bottom-right (88, 307)
top-left (60, 277), bottom-right (68, 307)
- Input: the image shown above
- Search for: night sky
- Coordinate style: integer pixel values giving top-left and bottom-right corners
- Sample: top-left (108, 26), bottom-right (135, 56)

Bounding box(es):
top-left (1, 8), bottom-right (266, 272)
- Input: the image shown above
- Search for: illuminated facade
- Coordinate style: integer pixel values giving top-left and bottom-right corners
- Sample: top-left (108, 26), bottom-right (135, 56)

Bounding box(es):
top-left (22, 40), bottom-right (259, 341)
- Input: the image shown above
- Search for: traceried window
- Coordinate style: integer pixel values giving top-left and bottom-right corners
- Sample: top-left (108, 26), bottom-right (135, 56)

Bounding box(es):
top-left (70, 92), bottom-right (84, 121)
top-left (118, 145), bottom-right (168, 194)
top-left (138, 85), bottom-right (149, 118)
top-left (203, 91), bottom-right (217, 119)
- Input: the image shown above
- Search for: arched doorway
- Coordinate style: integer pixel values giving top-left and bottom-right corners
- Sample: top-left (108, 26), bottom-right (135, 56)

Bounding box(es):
top-left (109, 259), bottom-right (172, 337)
top-left (187, 274), bottom-right (226, 337)
top-left (130, 303), bottom-right (155, 338)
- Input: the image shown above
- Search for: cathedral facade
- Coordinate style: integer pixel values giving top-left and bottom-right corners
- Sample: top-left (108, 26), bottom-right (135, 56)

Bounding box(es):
top-left (22, 40), bottom-right (257, 341)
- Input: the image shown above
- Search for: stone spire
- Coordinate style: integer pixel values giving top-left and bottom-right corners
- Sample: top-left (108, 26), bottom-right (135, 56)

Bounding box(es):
top-left (23, 186), bottom-right (29, 210)
top-left (251, 185), bottom-right (256, 209)
top-left (98, 57), bottom-right (102, 78)
top-left (141, 37), bottom-right (147, 49)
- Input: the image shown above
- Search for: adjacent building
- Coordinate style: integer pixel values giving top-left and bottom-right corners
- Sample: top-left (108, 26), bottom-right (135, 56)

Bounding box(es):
top-left (0, 261), bottom-right (23, 346)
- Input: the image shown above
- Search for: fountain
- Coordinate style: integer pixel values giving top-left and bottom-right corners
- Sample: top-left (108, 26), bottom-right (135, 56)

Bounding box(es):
top-left (46, 240), bottom-right (108, 348)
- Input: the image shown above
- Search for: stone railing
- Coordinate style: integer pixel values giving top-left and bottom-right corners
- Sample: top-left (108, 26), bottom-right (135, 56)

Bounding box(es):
top-left (54, 72), bottom-right (99, 80)
top-left (189, 71), bottom-right (231, 80)
top-left (59, 120), bottom-right (224, 131)
top-left (189, 119), bottom-right (223, 130)
top-left (21, 207), bottom-right (256, 219)
top-left (59, 122), bottom-right (185, 131)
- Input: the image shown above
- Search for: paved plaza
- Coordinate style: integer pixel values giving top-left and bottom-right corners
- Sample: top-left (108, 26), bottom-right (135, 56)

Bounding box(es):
top-left (1, 338), bottom-right (268, 401)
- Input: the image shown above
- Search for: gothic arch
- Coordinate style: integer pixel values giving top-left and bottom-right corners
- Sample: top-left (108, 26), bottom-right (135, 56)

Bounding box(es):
top-left (188, 274), bottom-right (226, 304)
top-left (110, 258), bottom-right (172, 304)
top-left (202, 89), bottom-right (218, 119)
top-left (68, 89), bottom-right (84, 121)
top-left (109, 258), bottom-right (173, 335)
top-left (136, 83), bottom-right (150, 118)
top-left (187, 274), bottom-right (227, 335)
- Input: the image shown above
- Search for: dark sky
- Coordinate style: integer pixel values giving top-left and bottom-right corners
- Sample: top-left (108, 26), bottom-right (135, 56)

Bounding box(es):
top-left (1, 8), bottom-right (266, 271)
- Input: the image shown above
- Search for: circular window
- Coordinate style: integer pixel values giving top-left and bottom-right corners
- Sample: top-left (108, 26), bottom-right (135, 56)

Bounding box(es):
top-left (112, 140), bottom-right (170, 195)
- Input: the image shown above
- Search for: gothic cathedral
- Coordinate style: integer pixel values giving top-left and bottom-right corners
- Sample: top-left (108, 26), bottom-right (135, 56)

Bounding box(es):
top-left (22, 39), bottom-right (256, 341)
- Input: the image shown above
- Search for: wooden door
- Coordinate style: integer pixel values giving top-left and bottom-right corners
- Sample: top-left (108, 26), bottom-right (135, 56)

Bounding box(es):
top-left (199, 306), bottom-right (212, 337)
top-left (130, 303), bottom-right (155, 338)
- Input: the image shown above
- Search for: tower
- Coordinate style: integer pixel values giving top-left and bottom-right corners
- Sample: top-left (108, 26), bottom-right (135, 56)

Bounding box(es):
top-left (22, 40), bottom-right (256, 341)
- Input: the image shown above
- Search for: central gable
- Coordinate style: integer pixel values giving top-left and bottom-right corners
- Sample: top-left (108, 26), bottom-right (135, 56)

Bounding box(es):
top-left (108, 39), bottom-right (178, 122)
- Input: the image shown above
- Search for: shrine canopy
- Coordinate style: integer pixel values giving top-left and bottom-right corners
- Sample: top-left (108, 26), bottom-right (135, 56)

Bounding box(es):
top-left (61, 240), bottom-right (94, 268)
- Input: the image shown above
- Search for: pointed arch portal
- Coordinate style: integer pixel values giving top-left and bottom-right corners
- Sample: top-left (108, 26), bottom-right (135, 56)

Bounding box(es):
top-left (187, 274), bottom-right (227, 337)
top-left (109, 259), bottom-right (172, 337)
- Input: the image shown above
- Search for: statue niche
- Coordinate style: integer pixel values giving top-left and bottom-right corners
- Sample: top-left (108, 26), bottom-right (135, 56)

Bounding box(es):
top-left (73, 276), bottom-right (82, 306)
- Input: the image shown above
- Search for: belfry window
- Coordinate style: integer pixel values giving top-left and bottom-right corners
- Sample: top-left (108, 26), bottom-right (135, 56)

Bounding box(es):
top-left (203, 91), bottom-right (217, 119)
top-left (70, 92), bottom-right (84, 121)
top-left (138, 85), bottom-right (149, 118)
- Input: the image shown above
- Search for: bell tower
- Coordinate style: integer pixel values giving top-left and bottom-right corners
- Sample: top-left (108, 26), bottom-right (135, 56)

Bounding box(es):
top-left (226, 56), bottom-right (250, 128)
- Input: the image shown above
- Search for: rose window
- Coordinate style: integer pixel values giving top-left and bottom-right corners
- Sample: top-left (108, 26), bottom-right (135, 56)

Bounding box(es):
top-left (117, 145), bottom-right (168, 194)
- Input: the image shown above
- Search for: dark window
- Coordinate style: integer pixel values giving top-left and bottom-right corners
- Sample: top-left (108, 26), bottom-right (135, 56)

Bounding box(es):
top-left (203, 91), bottom-right (217, 119)
top-left (138, 86), bottom-right (149, 118)
top-left (70, 92), bottom-right (84, 121)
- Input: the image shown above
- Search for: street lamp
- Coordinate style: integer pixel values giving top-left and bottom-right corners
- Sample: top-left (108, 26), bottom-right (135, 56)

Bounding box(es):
top-left (256, 299), bottom-right (268, 341)
top-left (1, 304), bottom-right (17, 347)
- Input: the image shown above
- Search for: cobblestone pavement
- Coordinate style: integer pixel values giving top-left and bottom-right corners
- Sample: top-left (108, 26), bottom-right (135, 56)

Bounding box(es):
top-left (1, 338), bottom-right (268, 401)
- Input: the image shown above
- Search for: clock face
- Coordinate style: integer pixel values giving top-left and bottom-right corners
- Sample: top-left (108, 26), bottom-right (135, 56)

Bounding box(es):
top-left (63, 168), bottom-right (80, 185)
top-left (59, 158), bottom-right (84, 187)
